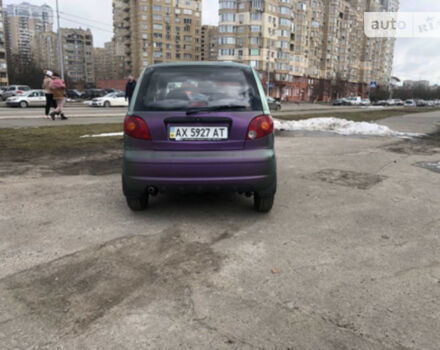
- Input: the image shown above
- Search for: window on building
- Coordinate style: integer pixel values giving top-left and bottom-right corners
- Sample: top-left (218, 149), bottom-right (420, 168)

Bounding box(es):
top-left (279, 6), bottom-right (290, 15)
top-left (219, 36), bottom-right (236, 45)
top-left (219, 48), bottom-right (235, 56)
top-left (249, 48), bottom-right (260, 56)
top-left (251, 0), bottom-right (263, 9)
top-left (250, 13), bottom-right (261, 21)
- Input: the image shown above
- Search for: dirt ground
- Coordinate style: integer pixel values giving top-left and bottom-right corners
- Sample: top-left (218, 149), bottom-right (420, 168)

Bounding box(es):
top-left (0, 113), bottom-right (439, 349)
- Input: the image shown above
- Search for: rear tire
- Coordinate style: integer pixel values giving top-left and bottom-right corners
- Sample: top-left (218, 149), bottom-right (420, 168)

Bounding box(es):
top-left (126, 195), bottom-right (148, 211)
top-left (254, 193), bottom-right (274, 213)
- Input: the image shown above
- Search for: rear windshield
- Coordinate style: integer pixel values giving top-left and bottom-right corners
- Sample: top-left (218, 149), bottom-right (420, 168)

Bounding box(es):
top-left (134, 66), bottom-right (263, 112)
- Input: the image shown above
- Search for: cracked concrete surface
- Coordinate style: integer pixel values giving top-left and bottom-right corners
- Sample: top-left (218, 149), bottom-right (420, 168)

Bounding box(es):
top-left (0, 113), bottom-right (439, 349)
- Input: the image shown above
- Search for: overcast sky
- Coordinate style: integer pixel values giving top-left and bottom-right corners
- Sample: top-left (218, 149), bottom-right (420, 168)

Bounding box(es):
top-left (4, 0), bottom-right (440, 84)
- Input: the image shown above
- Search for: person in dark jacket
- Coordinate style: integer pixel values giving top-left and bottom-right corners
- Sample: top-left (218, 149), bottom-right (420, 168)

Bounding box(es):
top-left (125, 75), bottom-right (137, 105)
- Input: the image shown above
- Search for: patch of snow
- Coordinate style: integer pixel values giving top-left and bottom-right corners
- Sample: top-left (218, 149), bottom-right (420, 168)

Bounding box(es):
top-left (80, 132), bottom-right (123, 138)
top-left (274, 117), bottom-right (423, 137)
top-left (83, 100), bottom-right (93, 106)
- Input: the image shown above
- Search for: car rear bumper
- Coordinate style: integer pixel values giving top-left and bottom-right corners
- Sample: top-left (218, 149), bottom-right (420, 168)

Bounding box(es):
top-left (123, 148), bottom-right (276, 195)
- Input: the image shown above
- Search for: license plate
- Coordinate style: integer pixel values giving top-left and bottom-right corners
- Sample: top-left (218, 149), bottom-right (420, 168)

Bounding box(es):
top-left (169, 126), bottom-right (228, 140)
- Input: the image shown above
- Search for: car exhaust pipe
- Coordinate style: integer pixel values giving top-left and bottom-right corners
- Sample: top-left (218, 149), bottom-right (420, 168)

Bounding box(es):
top-left (147, 186), bottom-right (158, 196)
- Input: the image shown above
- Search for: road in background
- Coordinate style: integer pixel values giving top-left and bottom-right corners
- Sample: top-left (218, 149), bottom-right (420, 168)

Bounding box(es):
top-left (0, 103), bottom-right (404, 129)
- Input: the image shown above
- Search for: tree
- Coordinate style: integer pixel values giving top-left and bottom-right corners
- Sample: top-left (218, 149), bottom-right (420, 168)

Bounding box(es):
top-left (7, 54), bottom-right (43, 88)
top-left (369, 85), bottom-right (390, 101)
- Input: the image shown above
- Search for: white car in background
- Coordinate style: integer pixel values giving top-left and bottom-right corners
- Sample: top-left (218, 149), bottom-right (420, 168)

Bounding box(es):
top-left (5, 89), bottom-right (46, 108)
top-left (91, 92), bottom-right (128, 107)
top-left (345, 96), bottom-right (362, 105)
top-left (360, 99), bottom-right (371, 106)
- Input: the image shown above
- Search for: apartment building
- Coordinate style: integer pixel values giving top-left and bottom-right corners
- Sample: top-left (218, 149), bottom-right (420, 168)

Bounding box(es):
top-left (99, 40), bottom-right (127, 80)
top-left (360, 0), bottom-right (399, 87)
top-left (60, 28), bottom-right (95, 86)
top-left (0, 0), bottom-right (8, 86)
top-left (218, 0), bottom-right (399, 101)
top-left (110, 39), bottom-right (127, 80)
top-left (34, 31), bottom-right (59, 72)
top-left (4, 2), bottom-right (53, 62)
top-left (201, 25), bottom-right (218, 61)
top-left (94, 41), bottom-right (118, 81)
top-left (113, 0), bottom-right (203, 77)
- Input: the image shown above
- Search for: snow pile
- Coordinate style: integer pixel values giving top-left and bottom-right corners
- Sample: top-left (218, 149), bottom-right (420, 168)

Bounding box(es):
top-left (80, 132), bottom-right (123, 138)
top-left (274, 117), bottom-right (422, 137)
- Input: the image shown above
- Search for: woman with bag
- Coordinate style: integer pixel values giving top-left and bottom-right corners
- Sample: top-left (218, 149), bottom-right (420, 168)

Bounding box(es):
top-left (42, 70), bottom-right (56, 119)
top-left (50, 72), bottom-right (68, 120)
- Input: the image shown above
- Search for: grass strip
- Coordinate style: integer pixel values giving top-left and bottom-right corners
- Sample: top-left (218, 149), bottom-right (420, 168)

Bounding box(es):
top-left (0, 123), bottom-right (123, 161)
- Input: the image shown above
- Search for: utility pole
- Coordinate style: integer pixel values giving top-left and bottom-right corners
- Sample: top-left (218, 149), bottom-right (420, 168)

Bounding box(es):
top-left (56, 0), bottom-right (64, 80)
top-left (266, 38), bottom-right (270, 97)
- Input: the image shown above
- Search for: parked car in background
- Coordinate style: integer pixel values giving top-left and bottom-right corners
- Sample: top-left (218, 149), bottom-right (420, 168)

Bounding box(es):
top-left (123, 62), bottom-right (277, 212)
top-left (391, 99), bottom-right (404, 106)
top-left (416, 99), bottom-right (428, 107)
top-left (103, 88), bottom-right (123, 94)
top-left (82, 88), bottom-right (106, 100)
top-left (91, 92), bottom-right (128, 107)
top-left (373, 100), bottom-right (387, 106)
top-left (345, 96), bottom-right (362, 105)
top-left (66, 89), bottom-right (83, 99)
top-left (333, 98), bottom-right (348, 106)
top-left (360, 99), bottom-right (371, 106)
top-left (266, 96), bottom-right (281, 111)
top-left (404, 99), bottom-right (416, 107)
top-left (1, 85), bottom-right (31, 101)
top-left (5, 89), bottom-right (46, 108)
top-left (384, 99), bottom-right (395, 106)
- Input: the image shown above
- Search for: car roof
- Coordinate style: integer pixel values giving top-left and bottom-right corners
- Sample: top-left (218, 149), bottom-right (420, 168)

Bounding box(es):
top-left (146, 61), bottom-right (252, 70)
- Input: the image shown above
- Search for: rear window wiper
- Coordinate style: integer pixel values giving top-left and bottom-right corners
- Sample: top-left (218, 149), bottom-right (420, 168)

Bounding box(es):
top-left (186, 105), bottom-right (248, 115)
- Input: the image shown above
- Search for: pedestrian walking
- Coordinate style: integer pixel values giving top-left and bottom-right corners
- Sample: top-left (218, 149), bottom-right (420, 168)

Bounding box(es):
top-left (42, 70), bottom-right (56, 119)
top-left (125, 75), bottom-right (137, 105)
top-left (49, 73), bottom-right (68, 120)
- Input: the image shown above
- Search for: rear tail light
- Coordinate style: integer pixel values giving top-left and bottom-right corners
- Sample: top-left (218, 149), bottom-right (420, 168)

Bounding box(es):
top-left (17, 90), bottom-right (23, 94)
top-left (246, 115), bottom-right (274, 140)
top-left (124, 115), bottom-right (151, 140)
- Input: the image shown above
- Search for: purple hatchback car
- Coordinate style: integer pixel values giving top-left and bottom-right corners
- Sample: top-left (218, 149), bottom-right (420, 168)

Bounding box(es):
top-left (122, 62), bottom-right (276, 212)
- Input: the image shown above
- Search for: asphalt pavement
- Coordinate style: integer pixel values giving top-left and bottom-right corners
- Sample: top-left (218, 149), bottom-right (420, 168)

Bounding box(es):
top-left (0, 110), bottom-right (439, 349)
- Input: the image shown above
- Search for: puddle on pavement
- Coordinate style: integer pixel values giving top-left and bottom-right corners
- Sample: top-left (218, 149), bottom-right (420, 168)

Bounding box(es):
top-left (1, 230), bottom-right (223, 335)
top-left (382, 129), bottom-right (440, 155)
top-left (413, 161), bottom-right (440, 174)
top-left (306, 169), bottom-right (387, 190)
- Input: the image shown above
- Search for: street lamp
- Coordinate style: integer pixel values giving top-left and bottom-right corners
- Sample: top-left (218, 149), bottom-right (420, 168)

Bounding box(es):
top-left (55, 0), bottom-right (64, 80)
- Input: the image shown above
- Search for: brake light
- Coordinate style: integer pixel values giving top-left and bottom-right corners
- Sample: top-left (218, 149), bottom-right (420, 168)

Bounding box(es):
top-left (17, 90), bottom-right (23, 94)
top-left (124, 115), bottom-right (151, 140)
top-left (246, 115), bottom-right (274, 140)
